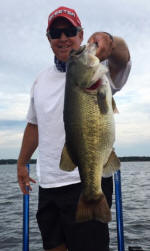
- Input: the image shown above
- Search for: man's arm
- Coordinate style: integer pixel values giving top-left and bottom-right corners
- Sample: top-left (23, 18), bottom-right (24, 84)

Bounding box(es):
top-left (88, 32), bottom-right (130, 82)
top-left (108, 36), bottom-right (130, 81)
top-left (17, 122), bottom-right (38, 194)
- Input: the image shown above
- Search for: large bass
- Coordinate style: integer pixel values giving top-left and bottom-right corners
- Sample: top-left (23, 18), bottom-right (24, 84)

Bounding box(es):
top-left (60, 43), bottom-right (120, 223)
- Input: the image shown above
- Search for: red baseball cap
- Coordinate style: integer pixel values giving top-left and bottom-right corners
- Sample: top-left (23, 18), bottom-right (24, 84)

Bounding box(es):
top-left (47, 6), bottom-right (82, 31)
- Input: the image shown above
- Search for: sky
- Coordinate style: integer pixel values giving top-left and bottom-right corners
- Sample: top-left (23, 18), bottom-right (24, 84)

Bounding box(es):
top-left (0, 0), bottom-right (150, 158)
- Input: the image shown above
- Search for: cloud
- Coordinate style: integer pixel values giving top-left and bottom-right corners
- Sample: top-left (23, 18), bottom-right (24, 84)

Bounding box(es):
top-left (0, 92), bottom-right (29, 120)
top-left (0, 120), bottom-right (26, 130)
top-left (0, 130), bottom-right (23, 158)
top-left (0, 130), bottom-right (22, 146)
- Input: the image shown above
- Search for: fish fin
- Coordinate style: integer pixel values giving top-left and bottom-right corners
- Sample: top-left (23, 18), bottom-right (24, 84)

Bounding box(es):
top-left (97, 87), bottom-right (108, 114)
top-left (93, 194), bottom-right (112, 223)
top-left (60, 144), bottom-right (76, 171)
top-left (76, 194), bottom-right (93, 222)
top-left (103, 150), bottom-right (120, 176)
top-left (76, 193), bottom-right (111, 223)
top-left (112, 97), bottom-right (119, 113)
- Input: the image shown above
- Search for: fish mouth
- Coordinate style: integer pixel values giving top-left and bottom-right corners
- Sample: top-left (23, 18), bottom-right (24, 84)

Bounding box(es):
top-left (86, 79), bottom-right (102, 90)
top-left (70, 43), bottom-right (97, 57)
top-left (86, 43), bottom-right (98, 55)
top-left (70, 45), bottom-right (86, 56)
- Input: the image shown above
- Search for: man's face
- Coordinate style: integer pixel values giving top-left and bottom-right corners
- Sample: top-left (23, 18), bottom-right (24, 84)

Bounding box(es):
top-left (47, 18), bottom-right (83, 62)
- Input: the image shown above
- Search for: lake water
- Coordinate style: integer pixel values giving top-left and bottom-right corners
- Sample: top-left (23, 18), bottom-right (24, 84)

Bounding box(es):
top-left (0, 162), bottom-right (150, 251)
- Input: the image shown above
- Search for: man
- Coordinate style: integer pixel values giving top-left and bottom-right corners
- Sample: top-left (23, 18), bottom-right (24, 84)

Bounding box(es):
top-left (17, 6), bottom-right (131, 251)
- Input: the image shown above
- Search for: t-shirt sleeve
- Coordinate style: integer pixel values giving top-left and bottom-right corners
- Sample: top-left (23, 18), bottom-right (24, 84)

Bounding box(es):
top-left (105, 59), bottom-right (132, 95)
top-left (26, 82), bottom-right (37, 125)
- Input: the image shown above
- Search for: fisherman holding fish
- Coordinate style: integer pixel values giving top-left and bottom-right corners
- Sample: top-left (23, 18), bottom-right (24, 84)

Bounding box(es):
top-left (17, 6), bottom-right (131, 251)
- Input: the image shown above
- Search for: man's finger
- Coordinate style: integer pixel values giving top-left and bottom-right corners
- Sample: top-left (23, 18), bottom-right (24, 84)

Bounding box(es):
top-left (88, 37), bottom-right (95, 44)
top-left (19, 181), bottom-right (29, 194)
top-left (24, 176), bottom-right (36, 192)
top-left (29, 177), bottom-right (36, 184)
top-left (18, 174), bottom-right (29, 194)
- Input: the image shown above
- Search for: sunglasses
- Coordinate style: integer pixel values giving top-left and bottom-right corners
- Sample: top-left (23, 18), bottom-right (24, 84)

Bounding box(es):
top-left (47, 27), bottom-right (81, 39)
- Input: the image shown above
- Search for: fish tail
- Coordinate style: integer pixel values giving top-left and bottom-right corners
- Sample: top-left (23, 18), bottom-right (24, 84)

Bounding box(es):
top-left (76, 193), bottom-right (111, 223)
top-left (93, 193), bottom-right (112, 223)
top-left (76, 194), bottom-right (94, 222)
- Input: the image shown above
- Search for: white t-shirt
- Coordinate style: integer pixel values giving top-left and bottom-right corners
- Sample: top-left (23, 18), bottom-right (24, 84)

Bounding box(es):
top-left (27, 60), bottom-right (131, 188)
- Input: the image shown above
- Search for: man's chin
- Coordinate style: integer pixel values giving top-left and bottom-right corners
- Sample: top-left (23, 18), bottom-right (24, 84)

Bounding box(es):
top-left (57, 55), bottom-right (69, 62)
top-left (56, 49), bottom-right (72, 62)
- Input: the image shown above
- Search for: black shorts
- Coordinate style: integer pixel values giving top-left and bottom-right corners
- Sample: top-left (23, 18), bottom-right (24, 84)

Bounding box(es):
top-left (36, 177), bottom-right (113, 251)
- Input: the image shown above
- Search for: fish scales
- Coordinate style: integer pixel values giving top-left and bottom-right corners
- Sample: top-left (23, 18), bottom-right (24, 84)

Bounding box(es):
top-left (64, 83), bottom-right (114, 195)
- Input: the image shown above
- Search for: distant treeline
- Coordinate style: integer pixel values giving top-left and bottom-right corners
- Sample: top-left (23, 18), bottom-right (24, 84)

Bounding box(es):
top-left (0, 156), bottom-right (150, 165)
top-left (0, 159), bottom-right (37, 165)
top-left (119, 156), bottom-right (150, 162)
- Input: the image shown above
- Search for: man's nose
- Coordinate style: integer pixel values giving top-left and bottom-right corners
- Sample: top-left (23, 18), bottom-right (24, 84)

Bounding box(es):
top-left (60, 32), bottom-right (68, 40)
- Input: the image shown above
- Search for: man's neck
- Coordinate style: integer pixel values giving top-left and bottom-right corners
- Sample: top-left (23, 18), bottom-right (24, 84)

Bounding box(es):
top-left (54, 56), bottom-right (66, 72)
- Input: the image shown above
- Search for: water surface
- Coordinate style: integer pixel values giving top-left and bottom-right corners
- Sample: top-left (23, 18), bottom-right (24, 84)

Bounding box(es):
top-left (0, 162), bottom-right (150, 250)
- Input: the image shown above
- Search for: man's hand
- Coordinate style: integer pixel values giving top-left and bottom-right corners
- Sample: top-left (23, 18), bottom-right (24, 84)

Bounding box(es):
top-left (88, 32), bottom-right (130, 81)
top-left (88, 32), bottom-right (114, 61)
top-left (17, 164), bottom-right (36, 194)
top-left (17, 123), bottom-right (38, 194)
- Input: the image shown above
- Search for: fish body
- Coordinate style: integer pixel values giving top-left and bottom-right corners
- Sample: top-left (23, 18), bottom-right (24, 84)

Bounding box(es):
top-left (60, 44), bottom-right (120, 223)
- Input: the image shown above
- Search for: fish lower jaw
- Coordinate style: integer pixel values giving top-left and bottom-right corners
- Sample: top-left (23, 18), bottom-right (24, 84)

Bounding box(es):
top-left (85, 79), bottom-right (104, 94)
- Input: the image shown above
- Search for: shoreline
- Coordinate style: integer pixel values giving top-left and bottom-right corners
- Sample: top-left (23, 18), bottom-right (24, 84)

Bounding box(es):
top-left (0, 156), bottom-right (150, 165)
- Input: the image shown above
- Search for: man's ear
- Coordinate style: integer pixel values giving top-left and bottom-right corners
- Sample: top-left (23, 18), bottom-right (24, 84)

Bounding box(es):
top-left (79, 30), bottom-right (84, 43)
top-left (46, 33), bottom-right (51, 43)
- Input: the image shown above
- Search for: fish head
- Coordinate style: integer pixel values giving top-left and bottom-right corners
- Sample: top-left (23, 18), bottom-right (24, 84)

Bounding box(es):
top-left (67, 43), bottom-right (106, 89)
